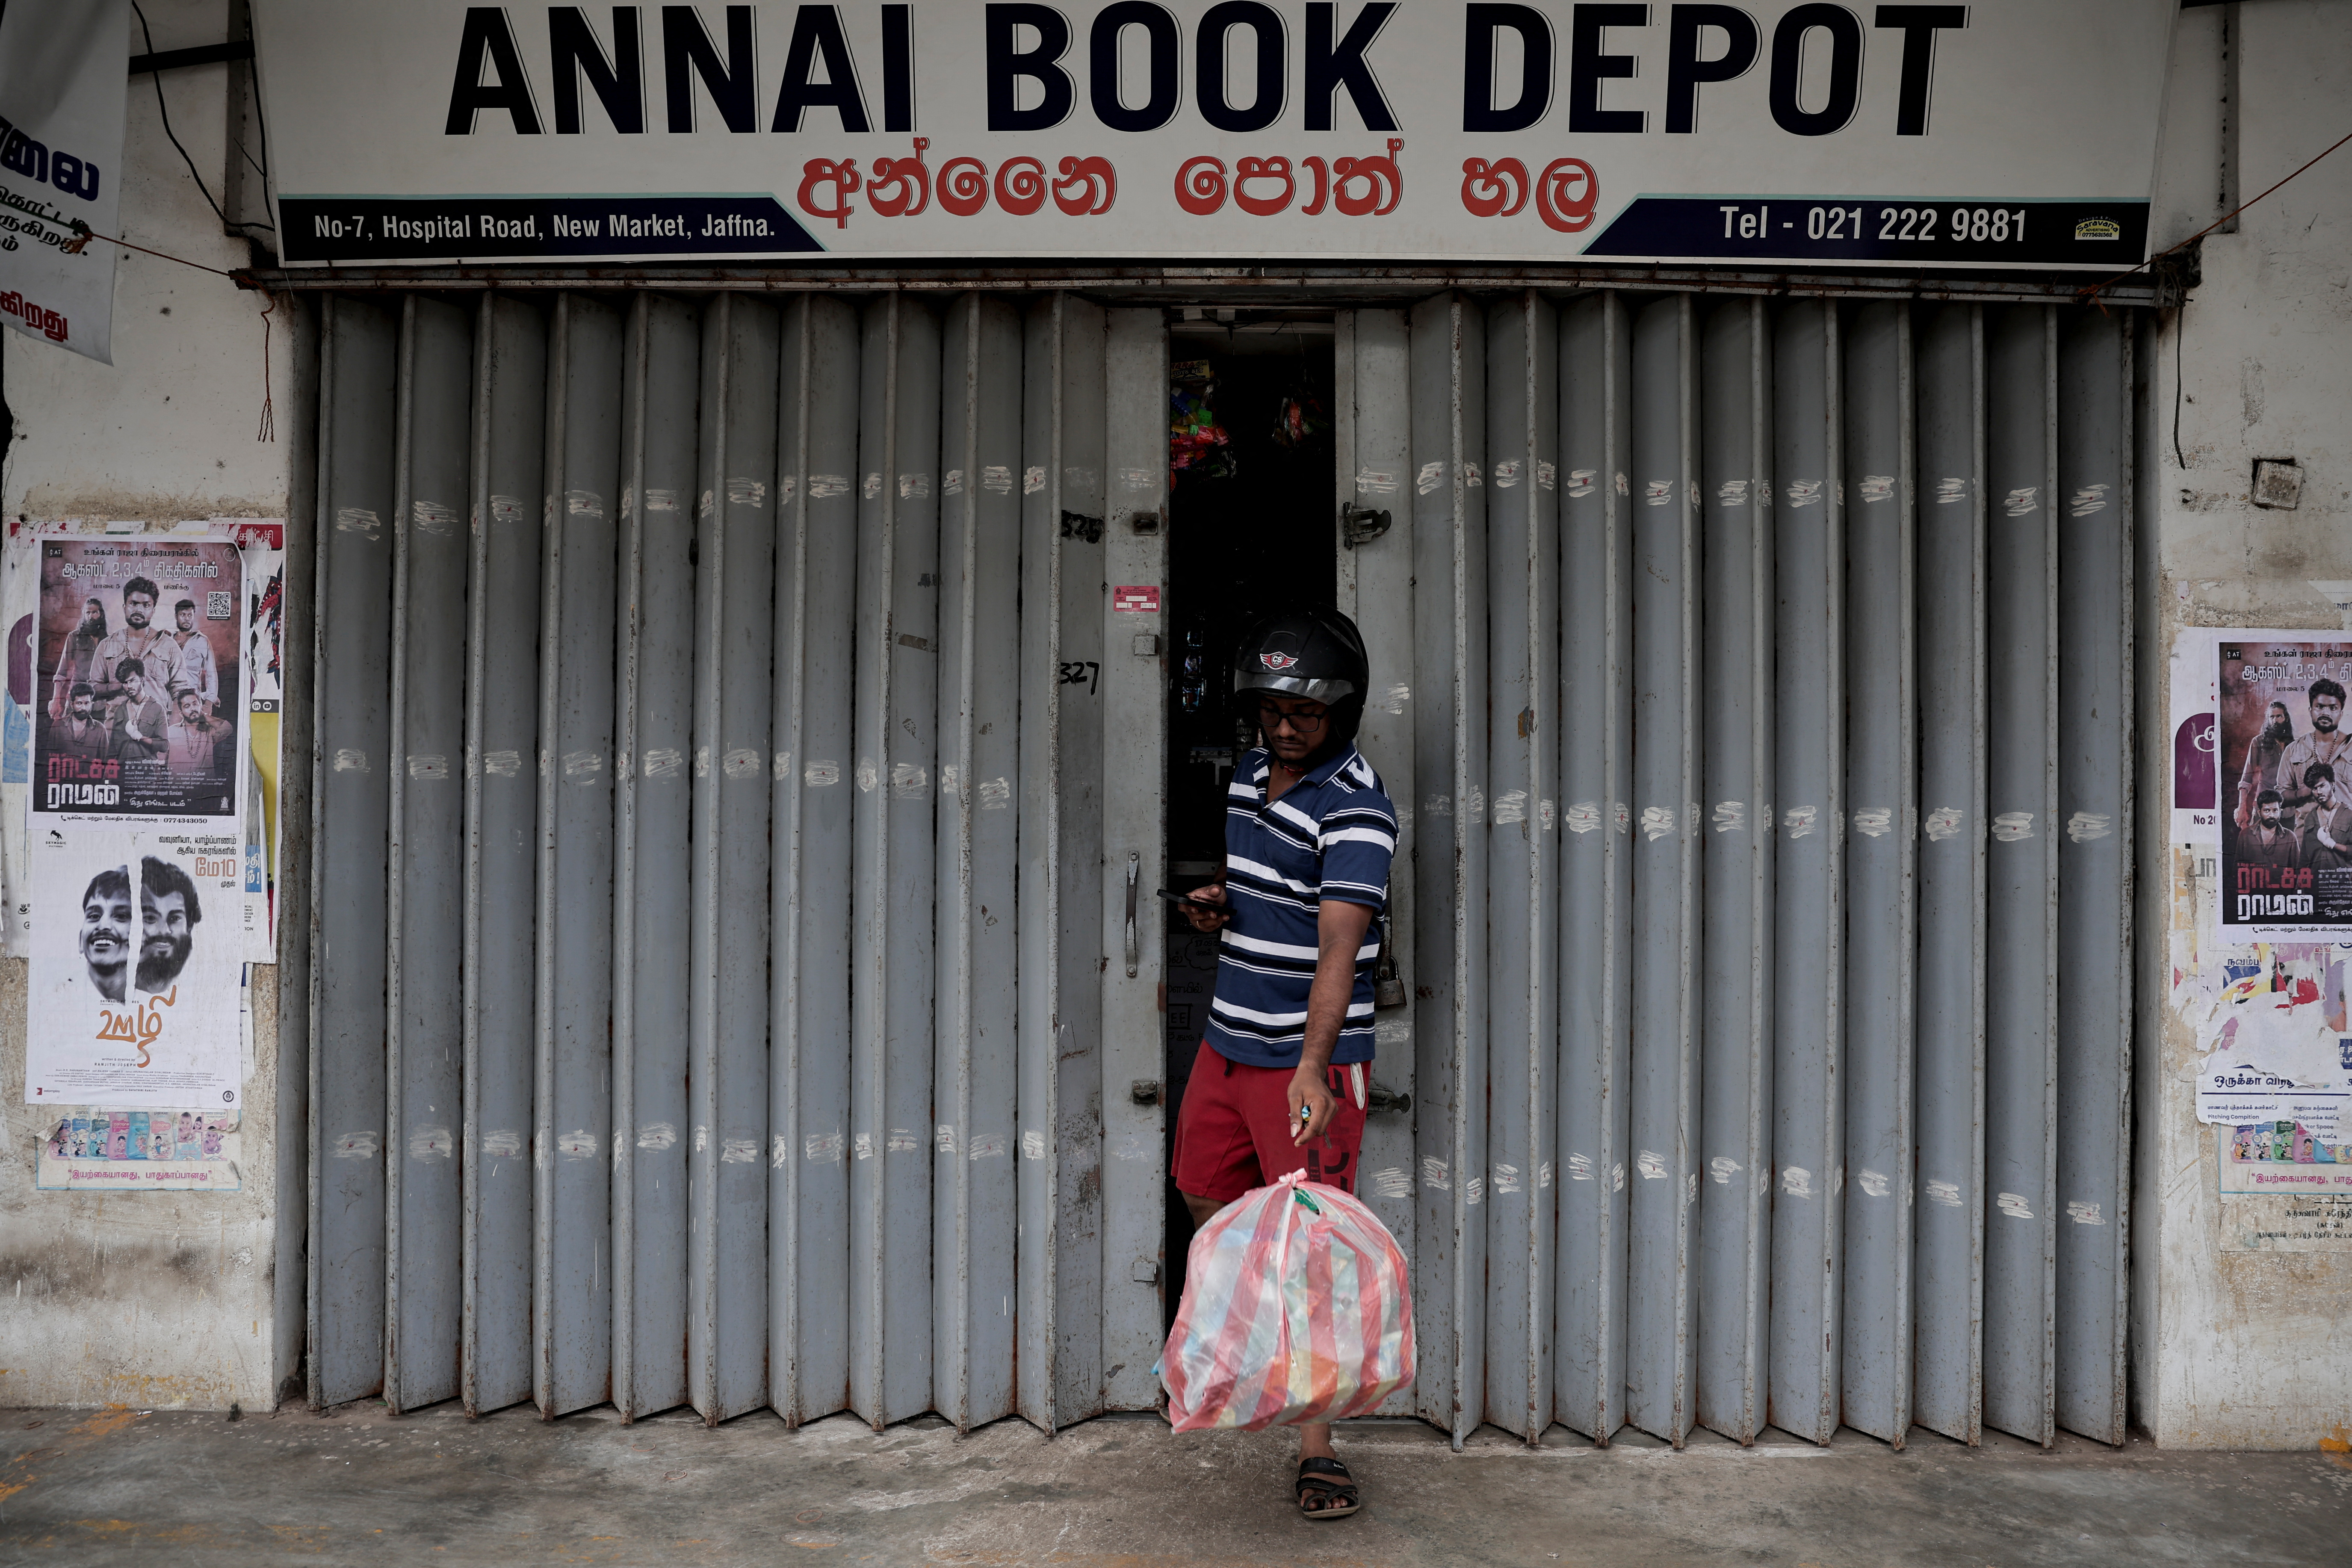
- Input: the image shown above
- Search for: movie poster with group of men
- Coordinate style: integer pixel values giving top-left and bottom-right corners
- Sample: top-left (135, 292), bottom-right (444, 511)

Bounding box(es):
top-left (16, 524), bottom-right (281, 1154)
top-left (2180, 634), bottom-right (2352, 1228)
top-left (2216, 640), bottom-right (2352, 929)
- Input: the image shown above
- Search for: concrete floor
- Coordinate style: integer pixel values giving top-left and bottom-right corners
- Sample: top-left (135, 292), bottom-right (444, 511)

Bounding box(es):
top-left (1, 1400), bottom-right (2346, 1567)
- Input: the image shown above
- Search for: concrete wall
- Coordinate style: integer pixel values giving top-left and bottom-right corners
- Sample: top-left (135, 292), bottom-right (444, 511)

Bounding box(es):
top-left (2134, 1), bottom-right (2352, 1448)
top-left (0, 0), bottom-right (302, 1411)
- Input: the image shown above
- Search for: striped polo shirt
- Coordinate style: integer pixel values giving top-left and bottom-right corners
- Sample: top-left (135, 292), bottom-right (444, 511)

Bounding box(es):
top-left (1205, 743), bottom-right (1398, 1069)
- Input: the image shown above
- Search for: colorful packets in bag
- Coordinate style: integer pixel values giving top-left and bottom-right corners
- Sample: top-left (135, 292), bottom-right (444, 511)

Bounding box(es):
top-left (1159, 1170), bottom-right (1414, 1431)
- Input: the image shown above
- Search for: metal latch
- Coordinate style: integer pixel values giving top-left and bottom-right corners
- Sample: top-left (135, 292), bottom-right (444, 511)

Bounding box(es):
top-left (1372, 912), bottom-right (1406, 1009)
top-left (1367, 1081), bottom-right (1412, 1114)
top-left (1341, 503), bottom-right (1392, 549)
top-left (1131, 1079), bottom-right (1162, 1105)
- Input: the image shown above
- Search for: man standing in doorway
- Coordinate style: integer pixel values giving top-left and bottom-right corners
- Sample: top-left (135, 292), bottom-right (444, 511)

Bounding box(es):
top-left (2281, 679), bottom-right (2351, 838)
top-left (1171, 607), bottom-right (1395, 1523)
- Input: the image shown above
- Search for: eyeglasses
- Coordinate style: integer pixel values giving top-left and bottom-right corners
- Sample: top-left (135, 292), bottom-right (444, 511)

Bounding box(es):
top-left (1257, 701), bottom-right (1328, 733)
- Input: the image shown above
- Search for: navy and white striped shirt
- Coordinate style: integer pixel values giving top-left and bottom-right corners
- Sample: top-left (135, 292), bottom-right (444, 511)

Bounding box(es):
top-left (1205, 743), bottom-right (1398, 1069)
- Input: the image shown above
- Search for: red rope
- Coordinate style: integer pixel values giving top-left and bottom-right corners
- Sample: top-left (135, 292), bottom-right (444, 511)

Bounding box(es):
top-left (255, 291), bottom-right (277, 443)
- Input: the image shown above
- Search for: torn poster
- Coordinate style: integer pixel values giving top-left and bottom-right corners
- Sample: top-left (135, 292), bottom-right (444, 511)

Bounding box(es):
top-left (230, 520), bottom-right (284, 960)
top-left (0, 523), bottom-right (35, 956)
top-left (2189, 943), bottom-right (2352, 1141)
top-left (2174, 629), bottom-right (2352, 1232)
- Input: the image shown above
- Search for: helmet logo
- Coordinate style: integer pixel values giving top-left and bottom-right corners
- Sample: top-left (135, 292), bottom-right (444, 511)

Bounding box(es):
top-left (1259, 652), bottom-right (1299, 670)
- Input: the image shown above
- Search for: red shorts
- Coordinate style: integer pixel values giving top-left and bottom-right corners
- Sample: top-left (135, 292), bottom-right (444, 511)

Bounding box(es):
top-left (1170, 1040), bottom-right (1370, 1204)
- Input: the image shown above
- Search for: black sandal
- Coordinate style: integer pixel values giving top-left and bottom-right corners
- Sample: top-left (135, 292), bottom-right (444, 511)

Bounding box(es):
top-left (1296, 1456), bottom-right (1360, 1519)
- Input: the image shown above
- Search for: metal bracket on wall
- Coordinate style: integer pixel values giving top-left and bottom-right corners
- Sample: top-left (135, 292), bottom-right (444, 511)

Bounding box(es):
top-left (1340, 504), bottom-right (1392, 549)
top-left (1124, 852), bottom-right (1140, 977)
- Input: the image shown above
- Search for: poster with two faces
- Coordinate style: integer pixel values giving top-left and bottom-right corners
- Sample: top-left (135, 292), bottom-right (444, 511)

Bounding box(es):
top-left (24, 532), bottom-right (250, 1110)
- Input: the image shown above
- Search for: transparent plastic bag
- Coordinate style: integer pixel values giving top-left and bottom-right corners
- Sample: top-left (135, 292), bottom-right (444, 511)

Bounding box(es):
top-left (1158, 1171), bottom-right (1414, 1431)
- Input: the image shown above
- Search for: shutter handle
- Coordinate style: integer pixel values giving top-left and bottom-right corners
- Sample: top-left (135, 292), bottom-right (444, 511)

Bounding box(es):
top-left (1124, 852), bottom-right (1140, 977)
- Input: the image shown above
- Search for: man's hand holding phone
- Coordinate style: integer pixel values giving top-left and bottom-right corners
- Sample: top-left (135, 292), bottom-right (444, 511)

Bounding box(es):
top-left (1178, 882), bottom-right (1229, 933)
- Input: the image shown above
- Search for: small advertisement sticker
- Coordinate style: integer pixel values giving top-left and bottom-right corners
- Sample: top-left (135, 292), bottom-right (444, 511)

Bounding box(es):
top-left (36, 1107), bottom-right (242, 1191)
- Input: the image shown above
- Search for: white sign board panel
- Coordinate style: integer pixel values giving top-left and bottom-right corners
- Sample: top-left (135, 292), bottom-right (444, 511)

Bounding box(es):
top-left (253, 0), bottom-right (2175, 270)
top-left (0, 0), bottom-right (127, 363)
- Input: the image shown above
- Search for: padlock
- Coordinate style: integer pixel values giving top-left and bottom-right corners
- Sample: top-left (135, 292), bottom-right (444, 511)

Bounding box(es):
top-left (1373, 952), bottom-right (1407, 1010)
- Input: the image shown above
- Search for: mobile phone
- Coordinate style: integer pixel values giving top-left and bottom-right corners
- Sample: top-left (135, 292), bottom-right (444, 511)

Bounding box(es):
top-left (1156, 887), bottom-right (1217, 906)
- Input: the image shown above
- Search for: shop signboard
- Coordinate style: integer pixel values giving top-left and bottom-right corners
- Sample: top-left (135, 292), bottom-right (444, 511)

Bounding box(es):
top-left (253, 0), bottom-right (2175, 271)
top-left (0, 0), bottom-right (128, 363)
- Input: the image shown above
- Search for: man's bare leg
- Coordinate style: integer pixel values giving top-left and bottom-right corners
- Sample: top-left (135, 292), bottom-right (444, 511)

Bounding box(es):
top-left (1181, 1192), bottom-right (1341, 1487)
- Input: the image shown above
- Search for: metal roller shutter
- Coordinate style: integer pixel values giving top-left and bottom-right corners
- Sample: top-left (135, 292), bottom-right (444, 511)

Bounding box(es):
top-left (308, 289), bottom-right (1168, 1429)
top-left (308, 280), bottom-right (2133, 1453)
top-left (1341, 289), bottom-right (2133, 1451)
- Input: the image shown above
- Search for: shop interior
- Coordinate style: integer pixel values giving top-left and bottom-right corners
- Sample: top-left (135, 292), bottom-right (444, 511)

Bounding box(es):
top-left (1159, 311), bottom-right (1338, 1324)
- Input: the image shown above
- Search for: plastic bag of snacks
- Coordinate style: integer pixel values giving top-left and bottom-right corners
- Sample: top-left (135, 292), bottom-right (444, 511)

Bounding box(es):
top-left (1158, 1171), bottom-right (1413, 1431)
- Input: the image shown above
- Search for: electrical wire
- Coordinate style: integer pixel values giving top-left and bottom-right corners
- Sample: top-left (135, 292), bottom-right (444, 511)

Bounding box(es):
top-left (2080, 126), bottom-right (2352, 307)
top-left (62, 222), bottom-right (242, 278)
top-left (57, 221), bottom-right (278, 441)
top-left (2098, 124), bottom-right (2352, 473)
top-left (132, 1), bottom-right (274, 235)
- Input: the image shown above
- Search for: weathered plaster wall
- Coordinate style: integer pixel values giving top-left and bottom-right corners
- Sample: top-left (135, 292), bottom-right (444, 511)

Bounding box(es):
top-left (0, 0), bottom-right (300, 1411)
top-left (2136, 0), bottom-right (2352, 1448)
top-left (0, 2), bottom-right (286, 525)
top-left (0, 964), bottom-right (293, 1409)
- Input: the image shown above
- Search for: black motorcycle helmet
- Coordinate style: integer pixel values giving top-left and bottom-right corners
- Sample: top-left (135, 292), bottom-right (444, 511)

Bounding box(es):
top-left (1232, 607), bottom-right (1371, 752)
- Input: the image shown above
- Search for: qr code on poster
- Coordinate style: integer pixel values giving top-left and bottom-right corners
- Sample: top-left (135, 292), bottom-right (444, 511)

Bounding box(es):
top-left (206, 590), bottom-right (233, 620)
